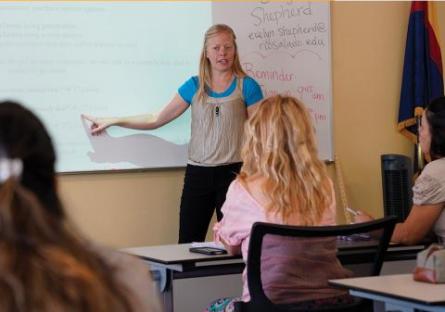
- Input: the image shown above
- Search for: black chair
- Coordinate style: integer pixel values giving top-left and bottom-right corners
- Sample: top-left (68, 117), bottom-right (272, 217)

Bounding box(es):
top-left (234, 216), bottom-right (397, 312)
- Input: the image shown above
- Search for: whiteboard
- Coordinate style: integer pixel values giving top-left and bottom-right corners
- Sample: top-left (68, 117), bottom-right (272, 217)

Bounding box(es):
top-left (213, 1), bottom-right (333, 161)
top-left (0, 1), bottom-right (332, 173)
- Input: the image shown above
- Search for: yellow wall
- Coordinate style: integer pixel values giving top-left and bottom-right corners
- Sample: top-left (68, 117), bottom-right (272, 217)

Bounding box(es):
top-left (58, 2), bottom-right (445, 248)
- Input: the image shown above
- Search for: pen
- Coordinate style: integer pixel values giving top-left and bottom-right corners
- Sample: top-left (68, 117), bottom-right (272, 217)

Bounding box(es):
top-left (346, 207), bottom-right (359, 216)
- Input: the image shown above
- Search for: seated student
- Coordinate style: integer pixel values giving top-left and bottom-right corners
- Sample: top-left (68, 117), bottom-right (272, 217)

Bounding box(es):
top-left (0, 101), bottom-right (161, 311)
top-left (354, 96), bottom-right (445, 245)
top-left (206, 95), bottom-right (352, 312)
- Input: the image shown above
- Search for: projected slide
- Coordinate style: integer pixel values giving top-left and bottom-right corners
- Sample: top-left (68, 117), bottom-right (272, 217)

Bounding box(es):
top-left (0, 2), bottom-right (211, 172)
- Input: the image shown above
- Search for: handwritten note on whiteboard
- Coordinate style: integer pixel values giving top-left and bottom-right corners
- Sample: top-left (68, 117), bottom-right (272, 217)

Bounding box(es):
top-left (213, 1), bottom-right (333, 160)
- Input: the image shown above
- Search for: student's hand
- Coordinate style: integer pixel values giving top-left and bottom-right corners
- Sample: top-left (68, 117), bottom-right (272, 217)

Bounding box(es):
top-left (212, 222), bottom-right (221, 242)
top-left (353, 210), bottom-right (375, 224)
top-left (82, 114), bottom-right (116, 135)
top-left (220, 237), bottom-right (241, 256)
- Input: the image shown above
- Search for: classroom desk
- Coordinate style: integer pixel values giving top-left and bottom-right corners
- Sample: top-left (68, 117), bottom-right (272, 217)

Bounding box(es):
top-left (123, 244), bottom-right (243, 312)
top-left (329, 274), bottom-right (445, 312)
top-left (123, 241), bottom-right (426, 312)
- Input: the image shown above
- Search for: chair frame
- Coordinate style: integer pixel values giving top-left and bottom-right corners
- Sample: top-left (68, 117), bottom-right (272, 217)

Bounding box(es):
top-left (235, 216), bottom-right (397, 312)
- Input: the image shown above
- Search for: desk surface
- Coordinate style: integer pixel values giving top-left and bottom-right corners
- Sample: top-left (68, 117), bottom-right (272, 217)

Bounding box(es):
top-left (123, 243), bottom-right (240, 265)
top-left (330, 274), bottom-right (445, 305)
top-left (124, 240), bottom-right (425, 266)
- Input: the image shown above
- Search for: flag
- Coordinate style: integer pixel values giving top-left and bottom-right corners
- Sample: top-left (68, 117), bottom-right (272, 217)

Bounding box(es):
top-left (398, 1), bottom-right (444, 143)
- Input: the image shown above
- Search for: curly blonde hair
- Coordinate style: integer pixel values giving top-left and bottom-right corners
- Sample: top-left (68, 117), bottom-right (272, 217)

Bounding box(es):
top-left (239, 95), bottom-right (332, 225)
top-left (196, 24), bottom-right (246, 103)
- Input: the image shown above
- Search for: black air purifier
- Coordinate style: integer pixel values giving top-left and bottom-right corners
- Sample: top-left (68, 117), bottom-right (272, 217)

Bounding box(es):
top-left (381, 154), bottom-right (413, 222)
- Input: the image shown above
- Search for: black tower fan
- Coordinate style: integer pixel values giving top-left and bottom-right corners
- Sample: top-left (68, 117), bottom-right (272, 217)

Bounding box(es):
top-left (381, 154), bottom-right (413, 222)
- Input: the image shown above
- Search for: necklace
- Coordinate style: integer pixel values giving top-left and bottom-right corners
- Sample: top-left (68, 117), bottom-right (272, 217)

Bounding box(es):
top-left (211, 75), bottom-right (233, 118)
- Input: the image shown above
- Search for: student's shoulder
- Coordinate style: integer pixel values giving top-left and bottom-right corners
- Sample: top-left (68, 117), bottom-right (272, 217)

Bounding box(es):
top-left (225, 179), bottom-right (255, 204)
top-left (422, 158), bottom-right (445, 178)
top-left (227, 178), bottom-right (243, 194)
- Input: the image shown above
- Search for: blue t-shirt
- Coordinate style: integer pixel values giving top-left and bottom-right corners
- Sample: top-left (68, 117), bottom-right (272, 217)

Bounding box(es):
top-left (178, 76), bottom-right (263, 106)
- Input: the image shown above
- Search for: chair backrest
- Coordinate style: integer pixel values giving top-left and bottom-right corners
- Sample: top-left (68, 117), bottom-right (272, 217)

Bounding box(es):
top-left (240, 216), bottom-right (397, 311)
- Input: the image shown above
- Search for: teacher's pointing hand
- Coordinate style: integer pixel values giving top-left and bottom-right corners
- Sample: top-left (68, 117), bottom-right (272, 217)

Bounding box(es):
top-left (82, 114), bottom-right (116, 135)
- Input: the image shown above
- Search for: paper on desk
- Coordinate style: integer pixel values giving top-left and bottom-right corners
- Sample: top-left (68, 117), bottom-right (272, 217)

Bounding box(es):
top-left (191, 241), bottom-right (226, 250)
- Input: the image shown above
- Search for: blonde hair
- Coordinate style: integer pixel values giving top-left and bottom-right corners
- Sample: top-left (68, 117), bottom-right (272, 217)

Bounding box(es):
top-left (196, 24), bottom-right (246, 103)
top-left (239, 95), bottom-right (332, 225)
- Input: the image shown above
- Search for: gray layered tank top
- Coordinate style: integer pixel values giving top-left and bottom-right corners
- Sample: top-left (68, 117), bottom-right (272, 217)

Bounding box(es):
top-left (188, 78), bottom-right (246, 166)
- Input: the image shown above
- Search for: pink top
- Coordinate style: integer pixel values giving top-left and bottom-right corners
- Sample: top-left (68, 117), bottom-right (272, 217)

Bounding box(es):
top-left (214, 179), bottom-right (349, 303)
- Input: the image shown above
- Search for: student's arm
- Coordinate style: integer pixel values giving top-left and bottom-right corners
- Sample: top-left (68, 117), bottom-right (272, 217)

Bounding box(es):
top-left (219, 237), bottom-right (241, 256)
top-left (354, 203), bottom-right (443, 245)
top-left (213, 223), bottom-right (242, 256)
top-left (391, 204), bottom-right (443, 245)
top-left (83, 94), bottom-right (188, 135)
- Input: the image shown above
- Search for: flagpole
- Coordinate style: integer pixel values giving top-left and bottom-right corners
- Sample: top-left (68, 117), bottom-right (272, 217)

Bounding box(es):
top-left (414, 115), bottom-right (424, 177)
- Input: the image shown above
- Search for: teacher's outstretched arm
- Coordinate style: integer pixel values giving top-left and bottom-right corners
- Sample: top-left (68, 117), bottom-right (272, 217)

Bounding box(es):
top-left (82, 93), bottom-right (188, 135)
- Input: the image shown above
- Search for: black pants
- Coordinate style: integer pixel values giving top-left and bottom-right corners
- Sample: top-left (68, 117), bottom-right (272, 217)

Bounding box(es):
top-left (178, 162), bottom-right (242, 243)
